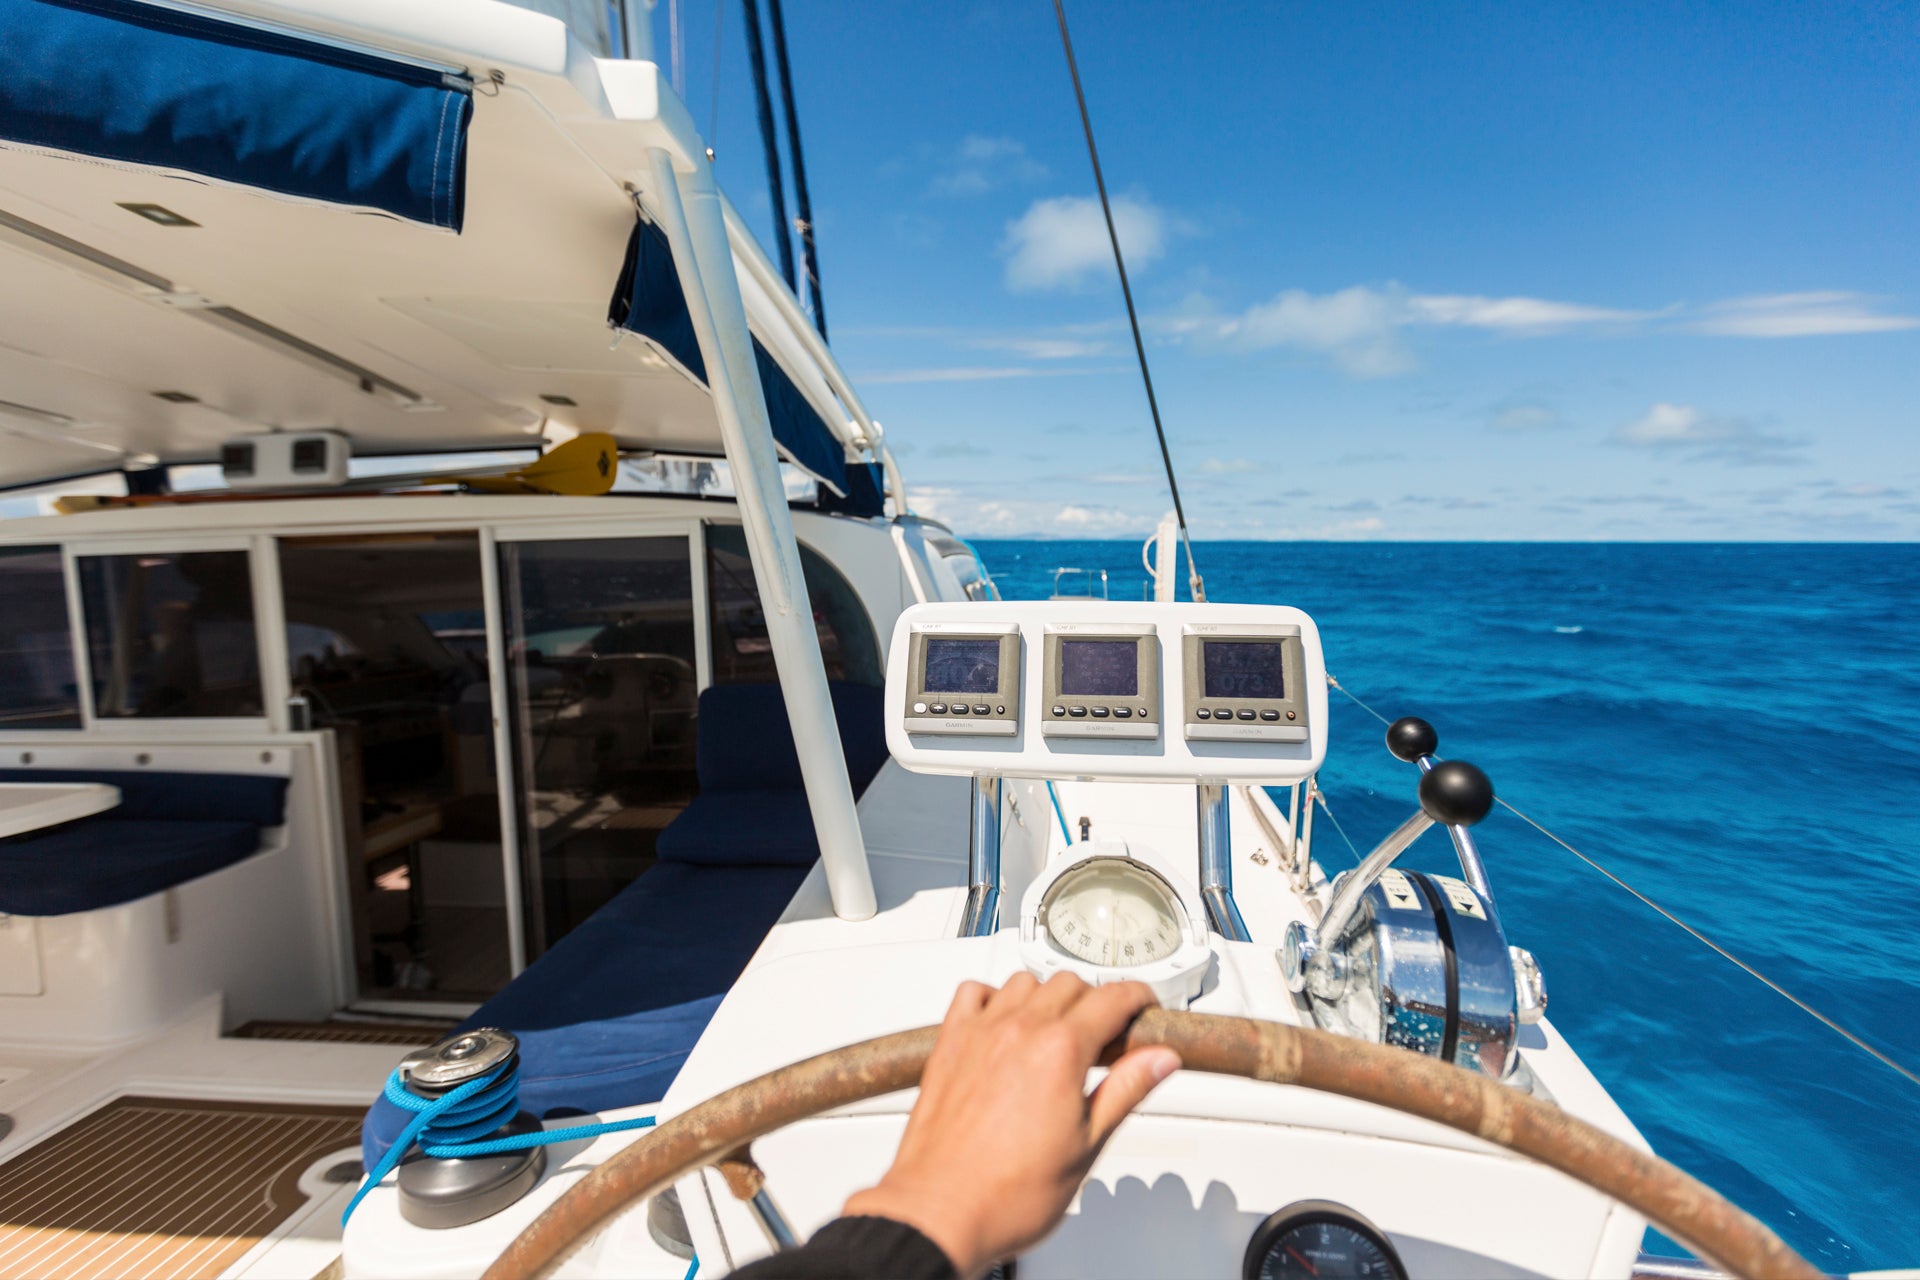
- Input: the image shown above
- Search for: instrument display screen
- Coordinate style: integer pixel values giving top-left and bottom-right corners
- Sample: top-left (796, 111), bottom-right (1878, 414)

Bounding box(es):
top-left (1203, 641), bottom-right (1288, 700)
top-left (922, 638), bottom-right (1001, 693)
top-left (1060, 639), bottom-right (1139, 697)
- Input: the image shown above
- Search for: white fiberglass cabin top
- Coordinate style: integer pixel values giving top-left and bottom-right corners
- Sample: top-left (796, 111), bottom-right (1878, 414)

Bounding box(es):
top-left (0, 1), bottom-right (1823, 1278)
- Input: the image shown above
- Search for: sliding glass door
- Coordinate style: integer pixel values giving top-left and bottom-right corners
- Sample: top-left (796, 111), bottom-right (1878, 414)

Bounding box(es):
top-left (498, 534), bottom-right (701, 961)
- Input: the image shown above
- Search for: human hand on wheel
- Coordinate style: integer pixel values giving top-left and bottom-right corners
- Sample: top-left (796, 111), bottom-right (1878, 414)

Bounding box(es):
top-left (842, 973), bottom-right (1181, 1279)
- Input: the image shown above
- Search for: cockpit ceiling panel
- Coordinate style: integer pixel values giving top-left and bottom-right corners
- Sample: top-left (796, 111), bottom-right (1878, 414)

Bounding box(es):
top-left (0, 36), bottom-right (849, 493)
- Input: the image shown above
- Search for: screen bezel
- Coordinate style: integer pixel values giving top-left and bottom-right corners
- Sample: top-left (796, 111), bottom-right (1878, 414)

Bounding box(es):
top-left (904, 626), bottom-right (1022, 727)
top-left (1040, 626), bottom-right (1160, 735)
top-left (1179, 624), bottom-right (1308, 740)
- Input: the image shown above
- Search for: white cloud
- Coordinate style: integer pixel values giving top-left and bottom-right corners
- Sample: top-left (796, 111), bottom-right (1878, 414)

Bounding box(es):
top-left (1488, 400), bottom-right (1563, 431)
top-left (1053, 504), bottom-right (1139, 530)
top-left (1176, 280), bottom-right (1914, 378)
top-left (1407, 295), bottom-right (1659, 331)
top-left (1612, 402), bottom-right (1803, 465)
top-left (1212, 285), bottom-right (1413, 377)
top-left (966, 336), bottom-right (1114, 360)
top-left (854, 365), bottom-right (1123, 384)
top-left (1199, 457), bottom-right (1265, 474)
top-left (929, 135), bottom-right (1048, 197)
top-left (1198, 284), bottom-right (1648, 377)
top-left (1694, 292), bottom-right (1920, 337)
top-left (1002, 195), bottom-right (1167, 292)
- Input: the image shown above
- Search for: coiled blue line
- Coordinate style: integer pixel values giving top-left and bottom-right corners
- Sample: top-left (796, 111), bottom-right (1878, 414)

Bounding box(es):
top-left (341, 1061), bottom-right (658, 1225)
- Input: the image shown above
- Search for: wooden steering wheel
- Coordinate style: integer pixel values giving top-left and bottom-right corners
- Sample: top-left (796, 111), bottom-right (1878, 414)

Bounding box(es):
top-left (482, 1010), bottom-right (1817, 1280)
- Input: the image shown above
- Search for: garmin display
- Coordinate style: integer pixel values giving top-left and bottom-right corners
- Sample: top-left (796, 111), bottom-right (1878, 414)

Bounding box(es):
top-left (1182, 624), bottom-right (1309, 742)
top-left (903, 623), bottom-right (1021, 736)
top-left (886, 601), bottom-right (1327, 784)
top-left (924, 638), bottom-right (1000, 694)
top-left (1042, 624), bottom-right (1159, 739)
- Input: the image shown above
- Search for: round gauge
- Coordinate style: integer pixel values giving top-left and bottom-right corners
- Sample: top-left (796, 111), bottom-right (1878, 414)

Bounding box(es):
top-left (1243, 1202), bottom-right (1406, 1280)
top-left (1038, 858), bottom-right (1185, 968)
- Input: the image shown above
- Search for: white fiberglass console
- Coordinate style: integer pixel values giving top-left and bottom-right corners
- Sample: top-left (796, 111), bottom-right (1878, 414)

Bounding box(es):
top-left (884, 601), bottom-right (1327, 784)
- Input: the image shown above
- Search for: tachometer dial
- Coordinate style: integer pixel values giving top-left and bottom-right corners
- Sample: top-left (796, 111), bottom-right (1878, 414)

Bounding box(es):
top-left (1244, 1202), bottom-right (1406, 1280)
top-left (1038, 857), bottom-right (1184, 968)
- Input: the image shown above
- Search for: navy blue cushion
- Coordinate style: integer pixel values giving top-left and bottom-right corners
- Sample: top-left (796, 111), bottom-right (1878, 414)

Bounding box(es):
top-left (362, 861), bottom-right (810, 1165)
top-left (693, 683), bottom-right (888, 795)
top-left (0, 769), bottom-right (288, 826)
top-left (0, 817), bottom-right (262, 915)
top-left (655, 683), bottom-right (887, 869)
top-left (654, 789), bottom-right (819, 867)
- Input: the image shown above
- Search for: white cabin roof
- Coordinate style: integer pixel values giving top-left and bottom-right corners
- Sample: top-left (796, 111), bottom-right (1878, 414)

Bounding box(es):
top-left (0, 0), bottom-right (876, 493)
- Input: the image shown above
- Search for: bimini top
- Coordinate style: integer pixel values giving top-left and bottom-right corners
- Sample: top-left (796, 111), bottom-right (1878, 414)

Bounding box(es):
top-left (0, 0), bottom-right (883, 496)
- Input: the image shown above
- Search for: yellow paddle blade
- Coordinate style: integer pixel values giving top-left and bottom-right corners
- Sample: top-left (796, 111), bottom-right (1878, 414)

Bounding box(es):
top-left (52, 494), bottom-right (117, 514)
top-left (463, 433), bottom-right (619, 496)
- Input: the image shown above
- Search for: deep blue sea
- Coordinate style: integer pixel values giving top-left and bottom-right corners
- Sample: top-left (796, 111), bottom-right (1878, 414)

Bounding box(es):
top-left (973, 540), bottom-right (1920, 1269)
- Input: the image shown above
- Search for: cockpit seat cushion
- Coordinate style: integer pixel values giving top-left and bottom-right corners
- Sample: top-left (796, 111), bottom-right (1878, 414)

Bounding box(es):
top-left (0, 818), bottom-right (263, 916)
top-left (0, 768), bottom-right (289, 826)
top-left (361, 859), bottom-right (810, 1167)
top-left (654, 681), bottom-right (887, 868)
top-left (0, 769), bottom-right (289, 916)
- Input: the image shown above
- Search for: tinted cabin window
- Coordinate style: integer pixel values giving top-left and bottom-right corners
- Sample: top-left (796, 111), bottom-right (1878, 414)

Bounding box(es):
top-left (706, 524), bottom-right (881, 687)
top-left (78, 551), bottom-right (262, 718)
top-left (280, 534), bottom-right (508, 1001)
top-left (0, 546), bottom-right (80, 728)
top-left (500, 536), bottom-right (698, 957)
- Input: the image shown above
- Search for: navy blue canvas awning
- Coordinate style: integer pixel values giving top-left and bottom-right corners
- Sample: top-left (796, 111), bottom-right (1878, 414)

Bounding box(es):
top-left (0, 0), bottom-right (471, 230)
top-left (609, 218), bottom-right (852, 496)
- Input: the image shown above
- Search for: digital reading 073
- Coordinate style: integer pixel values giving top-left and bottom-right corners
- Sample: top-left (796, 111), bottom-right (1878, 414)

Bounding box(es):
top-left (1203, 642), bottom-right (1287, 700)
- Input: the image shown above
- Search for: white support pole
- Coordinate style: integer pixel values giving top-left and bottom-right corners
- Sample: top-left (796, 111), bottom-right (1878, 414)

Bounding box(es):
top-left (648, 147), bottom-right (878, 920)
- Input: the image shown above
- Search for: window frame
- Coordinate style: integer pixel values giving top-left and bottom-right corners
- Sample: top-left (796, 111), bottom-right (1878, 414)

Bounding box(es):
top-left (64, 533), bottom-right (274, 736)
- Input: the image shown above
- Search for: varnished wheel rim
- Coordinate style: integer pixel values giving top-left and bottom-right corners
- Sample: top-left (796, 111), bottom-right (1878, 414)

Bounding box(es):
top-left (482, 1009), bottom-right (1818, 1280)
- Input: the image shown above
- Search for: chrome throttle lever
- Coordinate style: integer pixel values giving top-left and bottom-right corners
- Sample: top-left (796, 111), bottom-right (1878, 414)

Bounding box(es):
top-left (1386, 716), bottom-right (1496, 906)
top-left (1283, 754), bottom-right (1493, 999)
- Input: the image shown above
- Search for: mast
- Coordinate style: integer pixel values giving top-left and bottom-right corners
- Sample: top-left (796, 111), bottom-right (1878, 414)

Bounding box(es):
top-left (765, 0), bottom-right (827, 339)
top-left (740, 0), bottom-right (798, 292)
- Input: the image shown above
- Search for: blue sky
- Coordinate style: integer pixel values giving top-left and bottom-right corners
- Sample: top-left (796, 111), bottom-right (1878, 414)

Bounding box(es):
top-left (666, 0), bottom-right (1920, 540)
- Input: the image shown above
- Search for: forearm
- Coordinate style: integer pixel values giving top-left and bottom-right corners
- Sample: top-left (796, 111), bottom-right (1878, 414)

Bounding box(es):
top-left (723, 1216), bottom-right (958, 1280)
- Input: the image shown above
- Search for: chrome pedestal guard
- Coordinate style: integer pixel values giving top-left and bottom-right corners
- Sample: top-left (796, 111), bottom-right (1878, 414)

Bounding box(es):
top-left (1197, 783), bottom-right (1251, 942)
top-left (959, 776), bottom-right (1002, 937)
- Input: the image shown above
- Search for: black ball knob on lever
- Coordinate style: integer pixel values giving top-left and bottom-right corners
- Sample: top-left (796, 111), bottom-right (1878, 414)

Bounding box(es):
top-left (1387, 716), bottom-right (1494, 825)
top-left (1418, 759), bottom-right (1494, 827)
top-left (1386, 715), bottom-right (1439, 763)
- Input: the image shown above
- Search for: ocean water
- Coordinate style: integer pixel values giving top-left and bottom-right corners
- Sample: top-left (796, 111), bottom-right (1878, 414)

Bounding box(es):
top-left (972, 540), bottom-right (1920, 1269)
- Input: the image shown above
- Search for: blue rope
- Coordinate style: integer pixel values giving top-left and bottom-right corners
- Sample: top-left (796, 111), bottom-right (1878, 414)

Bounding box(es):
top-left (683, 1254), bottom-right (700, 1279)
top-left (1045, 780), bottom-right (1072, 845)
top-left (341, 1062), bottom-right (659, 1225)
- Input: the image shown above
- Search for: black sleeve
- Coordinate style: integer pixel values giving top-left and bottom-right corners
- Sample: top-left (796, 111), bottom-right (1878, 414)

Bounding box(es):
top-left (724, 1216), bottom-right (959, 1280)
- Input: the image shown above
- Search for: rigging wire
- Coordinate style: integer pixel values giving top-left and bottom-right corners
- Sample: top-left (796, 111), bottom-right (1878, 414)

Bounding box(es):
top-left (1324, 673), bottom-right (1920, 1091)
top-left (1050, 0), bottom-right (1203, 602)
top-left (766, 0), bottom-right (827, 340)
top-left (706, 0), bottom-right (724, 161)
top-left (740, 0), bottom-right (797, 292)
top-left (669, 0), bottom-right (684, 95)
